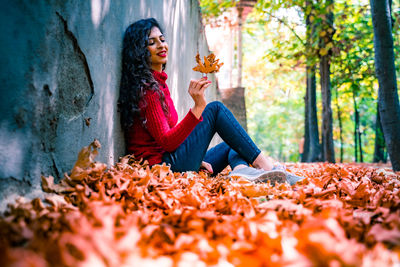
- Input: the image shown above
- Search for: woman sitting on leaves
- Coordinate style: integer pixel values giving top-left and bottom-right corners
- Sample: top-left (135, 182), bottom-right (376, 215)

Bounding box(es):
top-left (118, 18), bottom-right (303, 185)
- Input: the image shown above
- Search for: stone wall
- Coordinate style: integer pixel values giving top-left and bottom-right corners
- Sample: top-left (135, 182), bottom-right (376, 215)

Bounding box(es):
top-left (220, 87), bottom-right (247, 131)
top-left (0, 0), bottom-right (217, 209)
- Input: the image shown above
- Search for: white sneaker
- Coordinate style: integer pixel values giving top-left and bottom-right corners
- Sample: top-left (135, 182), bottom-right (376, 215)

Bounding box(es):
top-left (229, 166), bottom-right (287, 184)
top-left (272, 164), bottom-right (305, 185)
top-left (285, 172), bottom-right (305, 185)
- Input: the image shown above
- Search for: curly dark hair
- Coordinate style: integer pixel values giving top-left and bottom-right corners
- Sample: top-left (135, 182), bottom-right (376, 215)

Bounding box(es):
top-left (118, 18), bottom-right (168, 131)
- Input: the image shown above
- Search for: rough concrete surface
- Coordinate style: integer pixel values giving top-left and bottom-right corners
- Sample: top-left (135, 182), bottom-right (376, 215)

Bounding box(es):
top-left (0, 0), bottom-right (217, 210)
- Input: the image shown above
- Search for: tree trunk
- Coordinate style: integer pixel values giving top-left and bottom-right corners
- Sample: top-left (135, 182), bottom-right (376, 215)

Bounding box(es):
top-left (334, 86), bottom-right (343, 162)
top-left (352, 89), bottom-right (361, 162)
top-left (320, 56), bottom-right (335, 162)
top-left (303, 81), bottom-right (310, 162)
top-left (373, 102), bottom-right (387, 163)
top-left (358, 119), bottom-right (364, 163)
top-left (370, 0), bottom-right (400, 171)
top-left (354, 114), bottom-right (358, 162)
top-left (303, 0), bottom-right (321, 162)
top-left (306, 67), bottom-right (321, 161)
top-left (319, 0), bottom-right (335, 163)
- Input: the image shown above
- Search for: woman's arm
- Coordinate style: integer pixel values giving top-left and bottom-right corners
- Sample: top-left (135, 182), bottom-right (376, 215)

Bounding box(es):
top-left (143, 91), bottom-right (200, 152)
top-left (144, 78), bottom-right (211, 152)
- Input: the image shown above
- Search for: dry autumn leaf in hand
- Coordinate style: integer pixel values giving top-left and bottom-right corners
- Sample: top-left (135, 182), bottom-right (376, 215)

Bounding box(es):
top-left (192, 52), bottom-right (223, 75)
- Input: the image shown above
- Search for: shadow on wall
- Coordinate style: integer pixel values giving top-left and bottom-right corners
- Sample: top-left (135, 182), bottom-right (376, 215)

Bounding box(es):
top-left (0, 0), bottom-right (215, 209)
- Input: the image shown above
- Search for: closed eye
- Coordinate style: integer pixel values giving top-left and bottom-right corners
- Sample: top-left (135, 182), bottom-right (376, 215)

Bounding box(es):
top-left (148, 35), bottom-right (165, 46)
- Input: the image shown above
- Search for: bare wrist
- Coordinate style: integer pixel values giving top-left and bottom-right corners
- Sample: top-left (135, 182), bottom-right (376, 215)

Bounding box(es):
top-left (191, 104), bottom-right (205, 119)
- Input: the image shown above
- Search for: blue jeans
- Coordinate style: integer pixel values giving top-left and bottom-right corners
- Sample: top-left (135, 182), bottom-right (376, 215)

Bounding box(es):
top-left (162, 101), bottom-right (261, 173)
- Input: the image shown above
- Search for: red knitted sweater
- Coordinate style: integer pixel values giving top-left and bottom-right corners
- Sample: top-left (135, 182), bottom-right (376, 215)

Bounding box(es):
top-left (126, 70), bottom-right (202, 165)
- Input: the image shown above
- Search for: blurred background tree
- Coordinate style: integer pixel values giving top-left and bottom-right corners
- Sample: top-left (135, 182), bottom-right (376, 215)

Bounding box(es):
top-left (199, 0), bottom-right (400, 165)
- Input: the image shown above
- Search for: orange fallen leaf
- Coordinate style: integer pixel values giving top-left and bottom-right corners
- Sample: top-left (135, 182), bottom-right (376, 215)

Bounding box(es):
top-left (2, 142), bottom-right (400, 267)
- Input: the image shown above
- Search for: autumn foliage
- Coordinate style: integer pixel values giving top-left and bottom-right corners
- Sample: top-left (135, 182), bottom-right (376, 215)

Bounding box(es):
top-left (1, 141), bottom-right (400, 266)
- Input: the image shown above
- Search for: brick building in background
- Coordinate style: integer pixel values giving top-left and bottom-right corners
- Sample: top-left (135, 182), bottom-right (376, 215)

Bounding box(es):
top-left (204, 0), bottom-right (257, 131)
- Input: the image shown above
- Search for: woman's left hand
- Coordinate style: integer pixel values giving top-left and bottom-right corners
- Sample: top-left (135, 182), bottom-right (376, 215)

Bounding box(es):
top-left (200, 161), bottom-right (213, 174)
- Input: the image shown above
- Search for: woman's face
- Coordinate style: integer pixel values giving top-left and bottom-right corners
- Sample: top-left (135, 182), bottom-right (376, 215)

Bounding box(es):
top-left (147, 27), bottom-right (168, 72)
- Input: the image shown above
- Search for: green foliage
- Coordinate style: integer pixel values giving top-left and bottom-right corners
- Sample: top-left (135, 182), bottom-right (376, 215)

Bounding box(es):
top-left (243, 18), bottom-right (305, 162)
top-left (247, 0), bottom-right (400, 162)
top-left (393, 0), bottom-right (400, 79)
top-left (200, 0), bottom-right (400, 162)
top-left (199, 0), bottom-right (238, 21)
top-left (331, 1), bottom-right (377, 162)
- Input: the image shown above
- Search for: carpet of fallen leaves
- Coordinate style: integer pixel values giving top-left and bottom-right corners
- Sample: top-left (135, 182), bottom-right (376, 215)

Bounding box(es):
top-left (1, 141), bottom-right (400, 267)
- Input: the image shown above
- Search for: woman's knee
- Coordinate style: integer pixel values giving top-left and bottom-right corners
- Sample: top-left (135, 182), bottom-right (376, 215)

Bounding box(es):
top-left (206, 101), bottom-right (226, 111)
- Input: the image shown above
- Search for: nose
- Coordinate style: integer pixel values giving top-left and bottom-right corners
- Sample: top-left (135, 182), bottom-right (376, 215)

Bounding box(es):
top-left (157, 40), bottom-right (166, 49)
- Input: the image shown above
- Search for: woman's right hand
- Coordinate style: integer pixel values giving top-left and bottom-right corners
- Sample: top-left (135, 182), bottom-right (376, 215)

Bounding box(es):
top-left (188, 77), bottom-right (211, 119)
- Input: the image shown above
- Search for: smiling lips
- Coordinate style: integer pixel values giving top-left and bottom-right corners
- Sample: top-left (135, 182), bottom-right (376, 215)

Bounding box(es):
top-left (157, 51), bottom-right (167, 57)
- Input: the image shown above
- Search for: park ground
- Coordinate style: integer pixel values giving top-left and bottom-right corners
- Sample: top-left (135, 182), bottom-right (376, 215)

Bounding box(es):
top-left (1, 141), bottom-right (399, 266)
